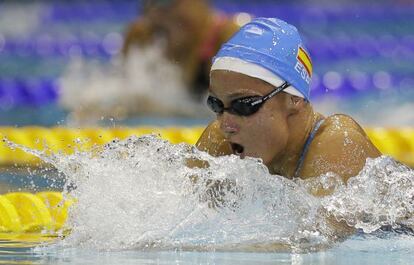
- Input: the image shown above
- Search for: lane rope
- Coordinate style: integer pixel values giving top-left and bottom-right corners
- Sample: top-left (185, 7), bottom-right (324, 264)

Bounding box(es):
top-left (0, 126), bottom-right (412, 166)
top-left (0, 192), bottom-right (73, 233)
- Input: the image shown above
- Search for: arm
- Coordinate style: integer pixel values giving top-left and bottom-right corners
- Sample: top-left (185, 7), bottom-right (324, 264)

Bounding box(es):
top-left (296, 115), bottom-right (381, 238)
top-left (186, 120), bottom-right (231, 171)
top-left (195, 120), bottom-right (233, 157)
top-left (183, 121), bottom-right (234, 208)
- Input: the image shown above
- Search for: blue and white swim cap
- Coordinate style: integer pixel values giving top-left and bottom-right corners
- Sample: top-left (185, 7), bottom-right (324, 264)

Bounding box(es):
top-left (211, 17), bottom-right (312, 100)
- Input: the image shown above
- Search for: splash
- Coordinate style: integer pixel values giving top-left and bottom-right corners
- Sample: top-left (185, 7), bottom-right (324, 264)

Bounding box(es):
top-left (321, 157), bottom-right (414, 233)
top-left (59, 41), bottom-right (209, 125)
top-left (6, 135), bottom-right (414, 252)
top-left (44, 135), bottom-right (324, 251)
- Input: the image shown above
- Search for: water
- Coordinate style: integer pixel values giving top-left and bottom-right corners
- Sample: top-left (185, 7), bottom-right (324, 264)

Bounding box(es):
top-left (3, 235), bottom-right (414, 265)
top-left (314, 89), bottom-right (414, 127)
top-left (1, 134), bottom-right (413, 264)
top-left (1, 1), bottom-right (413, 263)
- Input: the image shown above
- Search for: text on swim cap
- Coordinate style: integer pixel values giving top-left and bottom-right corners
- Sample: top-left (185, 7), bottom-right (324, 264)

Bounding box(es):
top-left (294, 62), bottom-right (311, 85)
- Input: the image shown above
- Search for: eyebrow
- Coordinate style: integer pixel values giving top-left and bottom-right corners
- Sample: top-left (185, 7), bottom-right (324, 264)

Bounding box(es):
top-left (208, 89), bottom-right (261, 101)
top-left (229, 92), bottom-right (259, 100)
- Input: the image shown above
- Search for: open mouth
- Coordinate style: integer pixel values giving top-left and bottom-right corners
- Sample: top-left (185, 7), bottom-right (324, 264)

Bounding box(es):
top-left (231, 142), bottom-right (245, 157)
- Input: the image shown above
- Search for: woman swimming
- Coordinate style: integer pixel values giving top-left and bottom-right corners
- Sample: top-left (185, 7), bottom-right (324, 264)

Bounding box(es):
top-left (196, 17), bottom-right (381, 195)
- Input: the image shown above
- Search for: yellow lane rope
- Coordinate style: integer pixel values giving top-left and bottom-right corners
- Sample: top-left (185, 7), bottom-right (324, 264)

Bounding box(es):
top-left (0, 192), bottom-right (73, 233)
top-left (0, 126), bottom-right (204, 166)
top-left (0, 126), bottom-right (412, 166)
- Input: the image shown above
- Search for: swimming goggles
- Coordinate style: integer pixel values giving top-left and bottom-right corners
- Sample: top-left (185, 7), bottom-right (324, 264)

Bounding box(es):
top-left (207, 81), bottom-right (290, 116)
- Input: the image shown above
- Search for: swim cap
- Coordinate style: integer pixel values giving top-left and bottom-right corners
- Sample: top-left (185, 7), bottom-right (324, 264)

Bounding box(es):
top-left (211, 17), bottom-right (312, 100)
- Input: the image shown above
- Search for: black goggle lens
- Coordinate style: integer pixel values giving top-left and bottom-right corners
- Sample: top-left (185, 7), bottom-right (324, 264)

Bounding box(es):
top-left (231, 97), bottom-right (262, 115)
top-left (207, 96), bottom-right (263, 116)
top-left (207, 96), bottom-right (225, 114)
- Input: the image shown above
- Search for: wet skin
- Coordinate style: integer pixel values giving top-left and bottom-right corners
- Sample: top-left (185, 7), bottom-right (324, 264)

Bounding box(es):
top-left (196, 70), bottom-right (382, 190)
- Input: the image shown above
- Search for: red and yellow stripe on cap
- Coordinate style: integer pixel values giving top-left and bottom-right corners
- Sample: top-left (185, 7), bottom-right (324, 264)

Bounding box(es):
top-left (297, 47), bottom-right (312, 77)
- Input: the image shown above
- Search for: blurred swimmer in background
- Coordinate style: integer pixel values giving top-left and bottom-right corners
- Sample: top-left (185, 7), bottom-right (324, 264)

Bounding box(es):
top-left (196, 17), bottom-right (382, 193)
top-left (123, 0), bottom-right (239, 99)
top-left (61, 0), bottom-right (240, 124)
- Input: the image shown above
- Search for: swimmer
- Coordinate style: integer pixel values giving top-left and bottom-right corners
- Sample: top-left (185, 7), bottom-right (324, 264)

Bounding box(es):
top-left (63, 0), bottom-right (239, 125)
top-left (123, 0), bottom-right (239, 98)
top-left (196, 17), bottom-right (382, 195)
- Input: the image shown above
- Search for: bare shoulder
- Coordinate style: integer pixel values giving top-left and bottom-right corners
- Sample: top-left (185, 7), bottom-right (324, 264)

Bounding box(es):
top-left (301, 114), bottom-right (381, 182)
top-left (318, 114), bottom-right (379, 152)
top-left (196, 120), bottom-right (233, 157)
top-left (323, 114), bottom-right (368, 136)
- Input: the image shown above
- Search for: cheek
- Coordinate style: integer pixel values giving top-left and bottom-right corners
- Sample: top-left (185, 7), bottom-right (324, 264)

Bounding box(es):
top-left (241, 112), bottom-right (289, 163)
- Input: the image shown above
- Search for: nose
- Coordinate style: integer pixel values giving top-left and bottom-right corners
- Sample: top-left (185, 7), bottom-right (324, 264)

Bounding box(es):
top-left (218, 112), bottom-right (240, 137)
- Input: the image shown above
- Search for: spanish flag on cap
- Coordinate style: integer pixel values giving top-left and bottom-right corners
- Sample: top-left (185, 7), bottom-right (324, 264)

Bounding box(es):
top-left (297, 47), bottom-right (312, 77)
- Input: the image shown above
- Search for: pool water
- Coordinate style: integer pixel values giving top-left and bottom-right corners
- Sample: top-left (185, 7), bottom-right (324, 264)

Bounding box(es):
top-left (1, 135), bottom-right (413, 264)
top-left (0, 233), bottom-right (413, 265)
top-left (1, 1), bottom-right (413, 264)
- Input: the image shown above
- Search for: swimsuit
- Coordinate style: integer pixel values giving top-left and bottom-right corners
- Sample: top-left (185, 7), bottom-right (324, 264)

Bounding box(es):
top-left (294, 119), bottom-right (325, 178)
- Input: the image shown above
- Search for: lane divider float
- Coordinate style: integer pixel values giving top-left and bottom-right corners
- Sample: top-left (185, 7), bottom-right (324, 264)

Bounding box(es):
top-left (0, 192), bottom-right (73, 233)
top-left (0, 126), bottom-right (412, 166)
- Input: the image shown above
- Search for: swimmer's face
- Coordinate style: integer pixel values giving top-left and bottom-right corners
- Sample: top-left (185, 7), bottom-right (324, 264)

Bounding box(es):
top-left (209, 70), bottom-right (291, 166)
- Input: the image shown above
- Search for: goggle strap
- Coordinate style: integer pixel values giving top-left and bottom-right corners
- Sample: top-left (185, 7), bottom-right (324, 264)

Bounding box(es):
top-left (261, 81), bottom-right (290, 102)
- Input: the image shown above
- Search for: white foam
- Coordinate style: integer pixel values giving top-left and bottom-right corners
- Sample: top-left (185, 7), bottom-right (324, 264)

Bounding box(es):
top-left (8, 135), bottom-right (414, 252)
top-left (51, 135), bottom-right (323, 251)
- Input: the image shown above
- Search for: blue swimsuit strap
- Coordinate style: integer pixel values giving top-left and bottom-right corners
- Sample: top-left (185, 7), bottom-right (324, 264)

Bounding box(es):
top-left (294, 119), bottom-right (325, 178)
